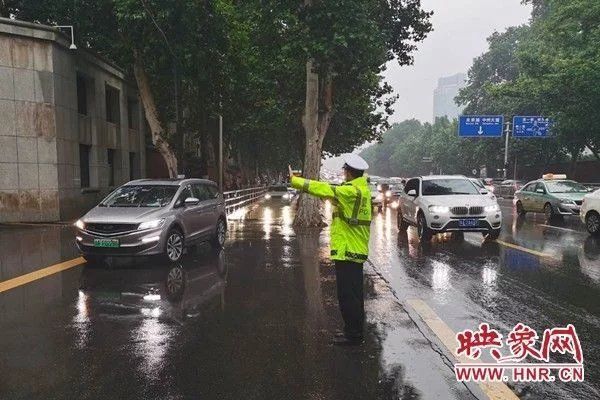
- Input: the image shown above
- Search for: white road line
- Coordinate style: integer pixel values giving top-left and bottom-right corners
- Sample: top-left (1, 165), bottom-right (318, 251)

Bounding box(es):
top-left (407, 299), bottom-right (519, 400)
top-left (538, 224), bottom-right (585, 234)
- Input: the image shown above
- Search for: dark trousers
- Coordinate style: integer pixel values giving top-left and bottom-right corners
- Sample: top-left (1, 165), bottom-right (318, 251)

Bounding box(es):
top-left (334, 260), bottom-right (364, 338)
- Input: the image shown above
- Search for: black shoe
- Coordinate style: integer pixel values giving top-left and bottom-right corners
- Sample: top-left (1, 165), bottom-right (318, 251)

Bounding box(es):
top-left (331, 335), bottom-right (364, 346)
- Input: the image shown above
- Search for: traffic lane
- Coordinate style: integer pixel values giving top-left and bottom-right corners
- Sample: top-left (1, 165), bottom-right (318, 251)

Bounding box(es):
top-left (369, 209), bottom-right (600, 399)
top-left (0, 224), bottom-right (80, 283)
top-left (0, 200), bottom-right (471, 400)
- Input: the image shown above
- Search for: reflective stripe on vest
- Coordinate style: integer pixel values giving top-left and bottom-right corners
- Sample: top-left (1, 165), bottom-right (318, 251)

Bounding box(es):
top-left (351, 187), bottom-right (362, 221)
top-left (331, 249), bottom-right (367, 261)
top-left (302, 179), bottom-right (310, 192)
top-left (331, 212), bottom-right (371, 226)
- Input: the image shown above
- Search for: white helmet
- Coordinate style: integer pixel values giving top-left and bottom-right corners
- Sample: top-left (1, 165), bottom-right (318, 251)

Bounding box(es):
top-left (342, 154), bottom-right (369, 171)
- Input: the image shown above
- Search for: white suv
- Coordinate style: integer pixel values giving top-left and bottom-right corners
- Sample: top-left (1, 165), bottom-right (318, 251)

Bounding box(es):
top-left (581, 189), bottom-right (600, 236)
top-left (397, 175), bottom-right (502, 241)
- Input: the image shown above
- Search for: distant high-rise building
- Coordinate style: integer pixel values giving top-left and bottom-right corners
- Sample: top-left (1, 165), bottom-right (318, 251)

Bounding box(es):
top-left (433, 73), bottom-right (467, 121)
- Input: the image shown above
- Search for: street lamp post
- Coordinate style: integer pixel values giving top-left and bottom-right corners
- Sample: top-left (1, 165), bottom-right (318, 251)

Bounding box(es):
top-left (503, 121), bottom-right (511, 180)
top-left (218, 112), bottom-right (223, 192)
top-left (54, 25), bottom-right (77, 50)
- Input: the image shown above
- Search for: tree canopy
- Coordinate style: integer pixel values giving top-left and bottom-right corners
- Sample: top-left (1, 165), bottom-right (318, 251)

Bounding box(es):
top-left (6, 0), bottom-right (433, 188)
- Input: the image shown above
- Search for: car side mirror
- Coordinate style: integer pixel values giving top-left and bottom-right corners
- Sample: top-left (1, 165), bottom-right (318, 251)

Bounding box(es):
top-left (536, 188), bottom-right (545, 194)
top-left (184, 197), bottom-right (200, 206)
top-left (479, 189), bottom-right (489, 195)
top-left (407, 189), bottom-right (417, 197)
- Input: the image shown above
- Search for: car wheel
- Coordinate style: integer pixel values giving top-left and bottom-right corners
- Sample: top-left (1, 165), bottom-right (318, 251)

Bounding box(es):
top-left (544, 203), bottom-right (555, 220)
top-left (417, 213), bottom-right (433, 242)
top-left (586, 212), bottom-right (600, 236)
top-left (165, 265), bottom-right (185, 301)
top-left (211, 218), bottom-right (227, 249)
top-left (82, 254), bottom-right (106, 266)
top-left (485, 228), bottom-right (501, 241)
top-left (516, 201), bottom-right (526, 217)
top-left (165, 229), bottom-right (184, 262)
top-left (397, 210), bottom-right (409, 231)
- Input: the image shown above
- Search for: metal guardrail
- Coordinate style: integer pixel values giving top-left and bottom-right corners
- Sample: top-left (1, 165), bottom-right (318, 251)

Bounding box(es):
top-left (223, 186), bottom-right (268, 215)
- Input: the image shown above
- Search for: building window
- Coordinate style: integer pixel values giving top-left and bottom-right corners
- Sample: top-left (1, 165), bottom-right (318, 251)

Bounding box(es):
top-left (76, 74), bottom-right (87, 115)
top-left (127, 98), bottom-right (139, 130)
top-left (129, 152), bottom-right (136, 181)
top-left (107, 149), bottom-right (115, 187)
top-left (105, 84), bottom-right (121, 124)
top-left (79, 144), bottom-right (90, 188)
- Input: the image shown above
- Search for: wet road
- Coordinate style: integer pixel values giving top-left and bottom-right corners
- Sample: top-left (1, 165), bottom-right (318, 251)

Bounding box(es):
top-left (369, 200), bottom-right (600, 399)
top-left (1, 199), bottom-right (599, 399)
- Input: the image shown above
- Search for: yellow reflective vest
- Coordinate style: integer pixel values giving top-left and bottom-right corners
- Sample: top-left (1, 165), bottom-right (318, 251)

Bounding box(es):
top-left (291, 175), bottom-right (371, 263)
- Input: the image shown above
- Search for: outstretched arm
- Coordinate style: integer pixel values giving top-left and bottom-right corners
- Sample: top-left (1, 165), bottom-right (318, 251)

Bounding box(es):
top-left (290, 176), bottom-right (337, 199)
top-left (288, 165), bottom-right (337, 199)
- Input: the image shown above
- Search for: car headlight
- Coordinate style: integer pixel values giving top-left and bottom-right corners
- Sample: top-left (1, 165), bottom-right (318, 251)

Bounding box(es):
top-left (559, 198), bottom-right (575, 205)
top-left (264, 193), bottom-right (272, 200)
top-left (138, 218), bottom-right (165, 230)
top-left (485, 204), bottom-right (500, 213)
top-left (428, 205), bottom-right (450, 213)
top-left (385, 190), bottom-right (392, 198)
top-left (391, 201), bottom-right (399, 209)
top-left (74, 219), bottom-right (85, 230)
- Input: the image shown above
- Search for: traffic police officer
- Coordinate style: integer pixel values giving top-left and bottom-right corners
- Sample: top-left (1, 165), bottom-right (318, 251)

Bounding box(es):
top-left (289, 154), bottom-right (371, 345)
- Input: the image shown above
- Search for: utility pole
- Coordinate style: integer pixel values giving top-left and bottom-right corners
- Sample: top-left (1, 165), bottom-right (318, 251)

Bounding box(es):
top-left (503, 121), bottom-right (511, 179)
top-left (218, 111), bottom-right (223, 192)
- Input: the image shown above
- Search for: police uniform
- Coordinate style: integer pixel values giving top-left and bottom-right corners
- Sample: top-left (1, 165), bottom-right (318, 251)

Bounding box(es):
top-left (290, 154), bottom-right (371, 342)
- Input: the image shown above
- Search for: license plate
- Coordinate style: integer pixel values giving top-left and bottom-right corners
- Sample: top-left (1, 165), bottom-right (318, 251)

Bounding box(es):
top-left (459, 219), bottom-right (479, 228)
top-left (93, 238), bottom-right (120, 248)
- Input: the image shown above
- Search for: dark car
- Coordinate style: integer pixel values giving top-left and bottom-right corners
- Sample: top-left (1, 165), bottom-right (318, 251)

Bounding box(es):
top-left (494, 180), bottom-right (525, 199)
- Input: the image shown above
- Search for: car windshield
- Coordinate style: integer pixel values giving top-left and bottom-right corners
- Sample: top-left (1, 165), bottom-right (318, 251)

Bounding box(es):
top-left (100, 185), bottom-right (178, 207)
top-left (545, 180), bottom-right (588, 193)
top-left (470, 179), bottom-right (484, 189)
top-left (422, 179), bottom-right (479, 196)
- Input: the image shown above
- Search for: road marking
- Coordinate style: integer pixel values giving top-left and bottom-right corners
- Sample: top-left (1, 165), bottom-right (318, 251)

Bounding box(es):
top-left (407, 299), bottom-right (519, 400)
top-left (0, 257), bottom-right (85, 294)
top-left (495, 239), bottom-right (556, 259)
top-left (538, 224), bottom-right (584, 234)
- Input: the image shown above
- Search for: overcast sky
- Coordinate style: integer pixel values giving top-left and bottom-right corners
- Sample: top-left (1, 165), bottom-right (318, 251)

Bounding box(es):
top-left (323, 0), bottom-right (532, 171)
top-left (385, 0), bottom-right (532, 124)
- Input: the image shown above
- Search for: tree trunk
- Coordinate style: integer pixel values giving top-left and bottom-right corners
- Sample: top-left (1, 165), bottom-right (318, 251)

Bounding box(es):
top-left (294, 58), bottom-right (333, 228)
top-left (569, 151), bottom-right (580, 177)
top-left (133, 52), bottom-right (178, 177)
top-left (587, 144), bottom-right (600, 161)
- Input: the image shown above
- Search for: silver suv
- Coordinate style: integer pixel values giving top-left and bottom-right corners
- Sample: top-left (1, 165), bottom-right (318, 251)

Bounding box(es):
top-left (74, 178), bottom-right (227, 264)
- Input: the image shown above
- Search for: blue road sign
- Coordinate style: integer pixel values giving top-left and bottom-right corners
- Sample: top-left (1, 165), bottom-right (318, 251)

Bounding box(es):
top-left (458, 115), bottom-right (504, 137)
top-left (512, 116), bottom-right (553, 138)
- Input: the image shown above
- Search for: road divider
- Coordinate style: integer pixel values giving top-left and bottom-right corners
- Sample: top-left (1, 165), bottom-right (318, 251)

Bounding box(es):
top-left (0, 257), bottom-right (85, 294)
top-left (407, 299), bottom-right (519, 400)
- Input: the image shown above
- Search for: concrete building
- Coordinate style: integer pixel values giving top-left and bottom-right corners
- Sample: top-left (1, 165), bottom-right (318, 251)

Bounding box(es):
top-left (433, 73), bottom-right (467, 121)
top-left (0, 18), bottom-right (146, 223)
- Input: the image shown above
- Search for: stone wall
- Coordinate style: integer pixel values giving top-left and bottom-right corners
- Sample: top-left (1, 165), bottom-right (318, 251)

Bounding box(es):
top-left (0, 18), bottom-right (146, 222)
top-left (0, 29), bottom-right (59, 222)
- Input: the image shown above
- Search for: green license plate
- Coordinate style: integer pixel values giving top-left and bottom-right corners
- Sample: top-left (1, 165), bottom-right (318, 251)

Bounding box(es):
top-left (93, 238), bottom-right (120, 248)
